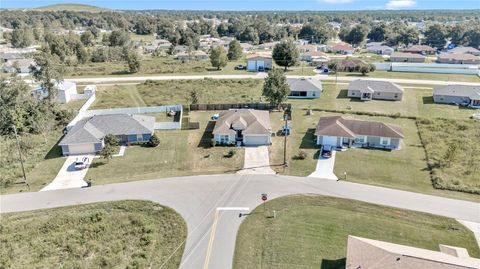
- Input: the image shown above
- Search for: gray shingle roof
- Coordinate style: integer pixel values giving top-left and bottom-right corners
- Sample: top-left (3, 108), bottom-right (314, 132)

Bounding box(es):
top-left (448, 46), bottom-right (480, 55)
top-left (287, 78), bottom-right (323, 93)
top-left (434, 85), bottom-right (480, 99)
top-left (59, 114), bottom-right (155, 145)
top-left (348, 79), bottom-right (404, 94)
top-left (391, 52), bottom-right (426, 59)
top-left (212, 109), bottom-right (271, 135)
top-left (315, 116), bottom-right (404, 139)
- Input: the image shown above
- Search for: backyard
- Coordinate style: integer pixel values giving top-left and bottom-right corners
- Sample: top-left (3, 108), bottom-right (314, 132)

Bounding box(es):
top-left (334, 70), bottom-right (480, 83)
top-left (0, 200), bottom-right (186, 269)
top-left (233, 195), bottom-right (480, 269)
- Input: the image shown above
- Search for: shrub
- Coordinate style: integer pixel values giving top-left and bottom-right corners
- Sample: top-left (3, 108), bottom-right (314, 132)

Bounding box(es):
top-left (149, 133), bottom-right (160, 147)
top-left (224, 149), bottom-right (236, 158)
top-left (293, 150), bottom-right (308, 160)
top-left (210, 138), bottom-right (217, 147)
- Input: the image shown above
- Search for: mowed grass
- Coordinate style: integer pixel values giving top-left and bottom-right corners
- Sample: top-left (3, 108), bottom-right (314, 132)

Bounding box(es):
top-left (85, 111), bottom-right (244, 184)
top-left (233, 195), bottom-right (480, 269)
top-left (0, 200), bottom-right (186, 269)
top-left (335, 71), bottom-right (480, 83)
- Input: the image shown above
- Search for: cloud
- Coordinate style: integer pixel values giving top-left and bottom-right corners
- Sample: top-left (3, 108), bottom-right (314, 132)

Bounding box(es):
top-left (322, 0), bottom-right (354, 3)
top-left (385, 0), bottom-right (416, 9)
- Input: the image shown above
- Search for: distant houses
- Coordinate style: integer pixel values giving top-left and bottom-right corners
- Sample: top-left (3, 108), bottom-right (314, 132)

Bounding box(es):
top-left (287, 77), bottom-right (323, 99)
top-left (347, 80), bottom-right (404, 101)
top-left (436, 53), bottom-right (480, 65)
top-left (447, 46), bottom-right (480, 56)
top-left (366, 44), bottom-right (394, 55)
top-left (433, 85), bottom-right (480, 108)
top-left (327, 42), bottom-right (354, 55)
top-left (301, 51), bottom-right (330, 64)
top-left (390, 52), bottom-right (426, 63)
top-left (404, 45), bottom-right (436, 55)
top-left (2, 58), bottom-right (35, 73)
top-left (174, 50), bottom-right (209, 61)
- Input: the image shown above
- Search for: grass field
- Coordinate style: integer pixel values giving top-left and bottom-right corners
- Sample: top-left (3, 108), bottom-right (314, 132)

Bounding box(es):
top-left (335, 70), bottom-right (480, 83)
top-left (33, 3), bottom-right (110, 12)
top-left (85, 111), bottom-right (244, 184)
top-left (0, 200), bottom-right (186, 269)
top-left (233, 195), bottom-right (480, 269)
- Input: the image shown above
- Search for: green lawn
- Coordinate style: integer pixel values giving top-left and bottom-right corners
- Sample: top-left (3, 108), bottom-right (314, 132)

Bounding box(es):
top-left (85, 111), bottom-right (244, 184)
top-left (335, 71), bottom-right (480, 83)
top-left (0, 200), bottom-right (186, 269)
top-left (233, 195), bottom-right (480, 269)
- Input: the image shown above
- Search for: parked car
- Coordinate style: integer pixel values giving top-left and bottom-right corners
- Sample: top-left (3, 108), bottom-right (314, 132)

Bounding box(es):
top-left (234, 64), bottom-right (246, 70)
top-left (74, 157), bottom-right (89, 170)
top-left (321, 145), bottom-right (333, 158)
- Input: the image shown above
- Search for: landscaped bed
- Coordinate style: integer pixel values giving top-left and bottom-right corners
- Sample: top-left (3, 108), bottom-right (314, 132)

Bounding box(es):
top-left (417, 118), bottom-right (480, 194)
top-left (233, 195), bottom-right (480, 269)
top-left (0, 200), bottom-right (186, 269)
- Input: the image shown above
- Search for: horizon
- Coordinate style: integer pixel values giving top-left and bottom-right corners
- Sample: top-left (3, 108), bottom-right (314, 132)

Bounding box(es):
top-left (1, 0), bottom-right (480, 11)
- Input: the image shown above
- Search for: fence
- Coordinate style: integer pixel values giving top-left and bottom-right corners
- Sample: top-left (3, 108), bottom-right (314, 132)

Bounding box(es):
top-left (373, 62), bottom-right (480, 75)
top-left (190, 103), bottom-right (291, 111)
top-left (66, 94), bottom-right (96, 130)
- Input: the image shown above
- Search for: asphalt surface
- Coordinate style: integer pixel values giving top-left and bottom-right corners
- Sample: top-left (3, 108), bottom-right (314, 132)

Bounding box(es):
top-left (1, 174), bottom-right (479, 269)
top-left (63, 73), bottom-right (480, 86)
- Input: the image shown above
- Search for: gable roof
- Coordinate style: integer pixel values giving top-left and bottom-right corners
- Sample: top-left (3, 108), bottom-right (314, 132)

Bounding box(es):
top-left (59, 114), bottom-right (155, 145)
top-left (348, 80), bottom-right (404, 94)
top-left (448, 46), bottom-right (480, 55)
top-left (390, 52), bottom-right (426, 59)
top-left (287, 77), bottom-right (323, 93)
top-left (405, 45), bottom-right (436, 52)
top-left (246, 52), bottom-right (272, 60)
top-left (437, 53), bottom-right (480, 61)
top-left (212, 109), bottom-right (271, 135)
top-left (434, 85), bottom-right (480, 99)
top-left (315, 116), bottom-right (404, 139)
top-left (348, 236), bottom-right (480, 268)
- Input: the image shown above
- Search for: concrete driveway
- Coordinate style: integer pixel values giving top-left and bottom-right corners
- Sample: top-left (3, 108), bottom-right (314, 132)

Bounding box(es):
top-left (308, 150), bottom-right (338, 180)
top-left (237, 146), bottom-right (275, 174)
top-left (41, 155), bottom-right (92, 191)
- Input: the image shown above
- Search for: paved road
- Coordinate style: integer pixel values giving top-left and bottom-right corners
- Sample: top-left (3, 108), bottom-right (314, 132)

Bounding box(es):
top-left (2, 174), bottom-right (479, 269)
top-left (62, 73), bottom-right (480, 86)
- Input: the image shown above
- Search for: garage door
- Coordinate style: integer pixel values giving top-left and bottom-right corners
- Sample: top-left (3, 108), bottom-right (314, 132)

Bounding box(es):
top-left (257, 61), bottom-right (265, 69)
top-left (68, 144), bottom-right (96, 155)
top-left (322, 136), bottom-right (338, 147)
top-left (244, 135), bottom-right (269, 146)
top-left (247, 60), bottom-right (256, 71)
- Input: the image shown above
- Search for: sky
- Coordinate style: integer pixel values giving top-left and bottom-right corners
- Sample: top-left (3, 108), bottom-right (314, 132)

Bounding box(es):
top-left (1, 0), bottom-right (479, 11)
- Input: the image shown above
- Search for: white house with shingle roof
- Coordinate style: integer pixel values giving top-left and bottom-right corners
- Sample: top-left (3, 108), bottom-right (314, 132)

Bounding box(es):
top-left (433, 85), bottom-right (480, 108)
top-left (315, 116), bottom-right (404, 150)
top-left (348, 80), bottom-right (404, 101)
top-left (287, 77), bottom-right (323, 99)
top-left (346, 235), bottom-right (480, 269)
top-left (59, 114), bottom-right (155, 155)
top-left (212, 109), bottom-right (272, 146)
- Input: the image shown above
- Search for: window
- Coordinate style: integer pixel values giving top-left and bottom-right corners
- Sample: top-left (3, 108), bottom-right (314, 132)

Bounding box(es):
top-left (312, 92), bottom-right (316, 97)
top-left (355, 136), bottom-right (367, 143)
top-left (394, 94), bottom-right (398, 98)
top-left (137, 134), bottom-right (143, 141)
top-left (380, 137), bottom-right (391, 146)
top-left (377, 92), bottom-right (381, 95)
top-left (220, 135), bottom-right (229, 144)
top-left (300, 91), bottom-right (307, 97)
top-left (351, 92), bottom-right (355, 95)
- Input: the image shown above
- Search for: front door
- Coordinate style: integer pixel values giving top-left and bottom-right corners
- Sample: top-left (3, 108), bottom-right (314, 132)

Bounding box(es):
top-left (361, 93), bottom-right (372, 100)
top-left (236, 130), bottom-right (243, 141)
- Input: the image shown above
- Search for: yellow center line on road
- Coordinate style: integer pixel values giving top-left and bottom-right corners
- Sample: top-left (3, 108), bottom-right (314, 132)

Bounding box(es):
top-left (203, 210), bottom-right (220, 269)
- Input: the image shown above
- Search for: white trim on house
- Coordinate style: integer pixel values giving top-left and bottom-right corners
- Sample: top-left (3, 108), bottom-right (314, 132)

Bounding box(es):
top-left (380, 137), bottom-right (391, 146)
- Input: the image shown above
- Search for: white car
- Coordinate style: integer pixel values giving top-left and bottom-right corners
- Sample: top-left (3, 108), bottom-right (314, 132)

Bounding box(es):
top-left (472, 113), bottom-right (480, 120)
top-left (74, 157), bottom-right (89, 170)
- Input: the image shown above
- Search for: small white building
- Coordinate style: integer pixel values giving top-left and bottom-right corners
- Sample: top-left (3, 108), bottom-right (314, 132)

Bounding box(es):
top-left (246, 53), bottom-right (272, 71)
top-left (34, 81), bottom-right (78, 104)
top-left (287, 77), bottom-right (323, 99)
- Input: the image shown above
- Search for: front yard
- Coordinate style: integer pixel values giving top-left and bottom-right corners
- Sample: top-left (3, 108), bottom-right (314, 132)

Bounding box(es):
top-left (234, 195), bottom-right (480, 269)
top-left (85, 111), bottom-right (244, 184)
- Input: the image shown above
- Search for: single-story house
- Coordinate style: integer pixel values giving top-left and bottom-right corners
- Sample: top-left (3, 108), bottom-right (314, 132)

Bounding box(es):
top-left (365, 42), bottom-right (383, 48)
top-left (59, 114), bottom-right (155, 156)
top-left (346, 235), bottom-right (480, 269)
top-left (315, 115), bottom-right (404, 150)
top-left (175, 50), bottom-right (209, 61)
top-left (287, 77), bottom-right (322, 99)
top-left (433, 85), bottom-right (480, 108)
top-left (436, 53), bottom-right (480, 65)
top-left (327, 42), bottom-right (354, 55)
top-left (257, 41), bottom-right (278, 51)
top-left (0, 52), bottom-right (24, 63)
top-left (301, 51), bottom-right (330, 63)
top-left (298, 44), bottom-right (318, 53)
top-left (240, 42), bottom-right (253, 52)
top-left (34, 81), bottom-right (78, 104)
top-left (246, 53), bottom-right (273, 71)
top-left (390, 52), bottom-right (426, 63)
top-left (341, 58), bottom-right (367, 71)
top-left (2, 58), bottom-right (35, 73)
top-left (347, 80), bottom-right (404, 101)
top-left (144, 39), bottom-right (172, 53)
top-left (448, 46), bottom-right (480, 56)
top-left (212, 109), bottom-right (272, 146)
top-left (366, 45), bottom-right (394, 55)
top-left (404, 44), bottom-right (436, 55)
top-left (172, 45), bottom-right (189, 55)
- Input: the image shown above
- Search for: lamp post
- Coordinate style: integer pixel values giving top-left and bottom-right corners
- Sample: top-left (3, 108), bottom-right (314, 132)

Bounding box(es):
top-left (283, 113), bottom-right (288, 167)
top-left (13, 125), bottom-right (29, 190)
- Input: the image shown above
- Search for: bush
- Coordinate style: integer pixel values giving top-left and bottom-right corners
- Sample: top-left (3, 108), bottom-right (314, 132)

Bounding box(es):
top-left (224, 149), bottom-right (236, 158)
top-left (210, 138), bottom-right (217, 147)
top-left (293, 150), bottom-right (308, 160)
top-left (149, 133), bottom-right (160, 147)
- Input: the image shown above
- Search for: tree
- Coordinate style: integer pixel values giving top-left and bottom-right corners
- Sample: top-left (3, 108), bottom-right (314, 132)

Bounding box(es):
top-left (359, 64), bottom-right (371, 76)
top-left (272, 39), bottom-right (299, 71)
top-left (109, 30), bottom-right (130, 47)
top-left (11, 27), bottom-right (34, 48)
top-left (299, 22), bottom-right (333, 44)
top-left (125, 49), bottom-right (141, 73)
top-left (424, 24), bottom-right (447, 50)
top-left (443, 142), bottom-right (458, 168)
top-left (31, 52), bottom-right (64, 101)
top-left (80, 31), bottom-right (94, 46)
top-left (149, 133), bottom-right (160, 147)
top-left (262, 69), bottom-right (290, 110)
top-left (227, 39), bottom-right (242, 61)
top-left (189, 89), bottom-right (201, 104)
top-left (31, 110), bottom-right (55, 143)
top-left (209, 46), bottom-right (228, 70)
top-left (367, 24), bottom-right (388, 42)
top-left (327, 61), bottom-right (343, 84)
top-left (100, 134), bottom-right (119, 163)
top-left (339, 25), bottom-right (368, 46)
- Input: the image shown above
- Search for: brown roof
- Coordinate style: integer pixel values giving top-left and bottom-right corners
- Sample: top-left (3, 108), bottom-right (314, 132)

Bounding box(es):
top-left (331, 43), bottom-right (353, 51)
top-left (405, 45), bottom-right (436, 53)
top-left (315, 116), bottom-right (404, 139)
top-left (390, 52), bottom-right (426, 59)
top-left (437, 53), bottom-right (480, 61)
top-left (246, 52), bottom-right (272, 59)
top-left (303, 51), bottom-right (329, 57)
top-left (212, 109), bottom-right (272, 135)
top-left (341, 58), bottom-right (366, 68)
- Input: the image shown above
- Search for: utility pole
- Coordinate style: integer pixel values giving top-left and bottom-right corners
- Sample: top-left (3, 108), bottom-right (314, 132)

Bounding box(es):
top-left (13, 125), bottom-right (29, 190)
top-left (283, 113), bottom-right (288, 167)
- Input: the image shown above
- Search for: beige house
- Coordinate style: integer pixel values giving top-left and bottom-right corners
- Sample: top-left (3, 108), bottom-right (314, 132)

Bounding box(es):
top-left (346, 235), bottom-right (480, 269)
top-left (246, 53), bottom-right (272, 71)
top-left (405, 44), bottom-right (436, 55)
top-left (433, 85), bottom-right (480, 108)
top-left (390, 52), bottom-right (426, 63)
top-left (347, 80), bottom-right (404, 101)
top-left (315, 116), bottom-right (404, 150)
top-left (212, 109), bottom-right (272, 146)
top-left (437, 53), bottom-right (480, 65)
